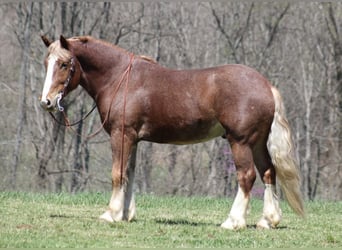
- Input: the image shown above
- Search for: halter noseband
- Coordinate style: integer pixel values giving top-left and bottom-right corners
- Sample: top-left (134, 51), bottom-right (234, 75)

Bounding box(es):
top-left (56, 57), bottom-right (75, 112)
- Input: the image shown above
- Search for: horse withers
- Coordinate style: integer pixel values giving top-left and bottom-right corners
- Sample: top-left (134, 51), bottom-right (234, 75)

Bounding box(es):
top-left (40, 35), bottom-right (304, 229)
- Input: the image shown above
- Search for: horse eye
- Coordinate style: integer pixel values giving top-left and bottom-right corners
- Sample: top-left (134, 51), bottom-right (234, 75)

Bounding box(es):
top-left (60, 62), bottom-right (68, 69)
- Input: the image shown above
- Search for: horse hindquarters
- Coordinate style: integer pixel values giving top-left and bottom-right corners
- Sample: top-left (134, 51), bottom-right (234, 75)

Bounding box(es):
top-left (220, 83), bottom-right (303, 229)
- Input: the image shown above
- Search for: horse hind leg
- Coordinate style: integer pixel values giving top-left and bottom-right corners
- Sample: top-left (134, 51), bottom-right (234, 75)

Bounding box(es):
top-left (221, 142), bottom-right (256, 230)
top-left (254, 148), bottom-right (282, 229)
top-left (258, 183), bottom-right (282, 229)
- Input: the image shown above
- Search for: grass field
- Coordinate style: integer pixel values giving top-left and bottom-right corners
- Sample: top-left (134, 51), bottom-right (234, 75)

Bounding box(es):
top-left (0, 192), bottom-right (341, 248)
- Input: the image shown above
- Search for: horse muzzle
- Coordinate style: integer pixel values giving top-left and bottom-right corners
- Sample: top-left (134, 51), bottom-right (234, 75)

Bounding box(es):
top-left (40, 98), bottom-right (55, 111)
top-left (40, 93), bottom-right (63, 112)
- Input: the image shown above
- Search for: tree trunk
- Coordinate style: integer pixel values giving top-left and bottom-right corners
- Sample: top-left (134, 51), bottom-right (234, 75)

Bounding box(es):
top-left (11, 3), bottom-right (34, 189)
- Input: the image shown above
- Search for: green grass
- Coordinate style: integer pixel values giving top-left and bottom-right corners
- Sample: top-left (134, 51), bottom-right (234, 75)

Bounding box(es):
top-left (0, 192), bottom-right (341, 248)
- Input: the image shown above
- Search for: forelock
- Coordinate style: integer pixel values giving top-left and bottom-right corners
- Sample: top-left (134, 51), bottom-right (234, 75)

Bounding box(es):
top-left (48, 41), bottom-right (72, 61)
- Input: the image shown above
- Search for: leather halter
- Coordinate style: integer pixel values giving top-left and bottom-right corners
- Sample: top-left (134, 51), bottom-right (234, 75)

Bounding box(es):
top-left (49, 57), bottom-right (97, 127)
top-left (56, 57), bottom-right (75, 112)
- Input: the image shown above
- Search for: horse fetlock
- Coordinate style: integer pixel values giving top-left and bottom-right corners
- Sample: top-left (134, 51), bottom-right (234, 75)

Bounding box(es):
top-left (263, 206), bottom-right (282, 228)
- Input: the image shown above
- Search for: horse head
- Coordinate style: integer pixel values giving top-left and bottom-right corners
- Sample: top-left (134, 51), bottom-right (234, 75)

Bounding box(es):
top-left (40, 35), bottom-right (81, 112)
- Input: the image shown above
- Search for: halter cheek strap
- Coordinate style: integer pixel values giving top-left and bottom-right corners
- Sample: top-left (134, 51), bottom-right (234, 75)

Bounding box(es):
top-left (57, 57), bottom-right (75, 112)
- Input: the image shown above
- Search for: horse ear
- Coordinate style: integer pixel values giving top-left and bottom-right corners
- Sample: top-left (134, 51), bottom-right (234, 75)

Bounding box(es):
top-left (60, 35), bottom-right (69, 50)
top-left (41, 35), bottom-right (52, 47)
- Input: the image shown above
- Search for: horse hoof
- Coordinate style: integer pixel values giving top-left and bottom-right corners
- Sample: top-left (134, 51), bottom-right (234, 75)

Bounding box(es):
top-left (257, 215), bottom-right (280, 229)
top-left (99, 210), bottom-right (114, 223)
top-left (221, 218), bottom-right (246, 230)
top-left (257, 218), bottom-right (277, 229)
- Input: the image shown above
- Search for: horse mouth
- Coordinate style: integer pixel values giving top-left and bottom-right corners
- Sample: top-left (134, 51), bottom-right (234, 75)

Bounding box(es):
top-left (40, 94), bottom-right (61, 112)
top-left (40, 100), bottom-right (57, 112)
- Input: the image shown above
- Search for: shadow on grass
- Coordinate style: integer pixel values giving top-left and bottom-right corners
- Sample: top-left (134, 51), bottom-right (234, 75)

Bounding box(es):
top-left (50, 214), bottom-right (289, 230)
top-left (50, 214), bottom-right (74, 219)
top-left (49, 214), bottom-right (100, 220)
top-left (155, 218), bottom-right (213, 227)
top-left (247, 224), bottom-right (288, 230)
top-left (155, 217), bottom-right (288, 230)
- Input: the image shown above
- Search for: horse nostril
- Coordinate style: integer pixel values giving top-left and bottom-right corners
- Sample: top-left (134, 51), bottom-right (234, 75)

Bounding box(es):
top-left (40, 99), bottom-right (51, 109)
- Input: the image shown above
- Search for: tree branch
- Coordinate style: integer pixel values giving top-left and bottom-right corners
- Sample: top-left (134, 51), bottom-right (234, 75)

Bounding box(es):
top-left (258, 4), bottom-right (290, 68)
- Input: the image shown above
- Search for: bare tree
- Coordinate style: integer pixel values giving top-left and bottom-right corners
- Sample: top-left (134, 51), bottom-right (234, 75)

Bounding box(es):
top-left (323, 3), bottom-right (342, 200)
top-left (11, 2), bottom-right (34, 189)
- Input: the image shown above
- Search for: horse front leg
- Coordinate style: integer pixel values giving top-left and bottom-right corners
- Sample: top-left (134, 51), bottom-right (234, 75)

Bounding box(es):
top-left (100, 132), bottom-right (137, 222)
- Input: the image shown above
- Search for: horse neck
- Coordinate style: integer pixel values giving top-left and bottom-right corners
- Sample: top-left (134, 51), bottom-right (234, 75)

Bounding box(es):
top-left (73, 40), bottom-right (132, 100)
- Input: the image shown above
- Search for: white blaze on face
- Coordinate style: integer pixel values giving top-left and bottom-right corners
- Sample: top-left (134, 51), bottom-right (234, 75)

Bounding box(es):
top-left (41, 55), bottom-right (57, 103)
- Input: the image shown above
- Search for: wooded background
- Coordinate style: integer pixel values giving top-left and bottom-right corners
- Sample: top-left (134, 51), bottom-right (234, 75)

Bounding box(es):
top-left (0, 2), bottom-right (341, 201)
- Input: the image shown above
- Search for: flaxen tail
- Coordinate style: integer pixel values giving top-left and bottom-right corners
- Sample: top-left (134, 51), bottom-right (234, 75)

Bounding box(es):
top-left (267, 86), bottom-right (305, 217)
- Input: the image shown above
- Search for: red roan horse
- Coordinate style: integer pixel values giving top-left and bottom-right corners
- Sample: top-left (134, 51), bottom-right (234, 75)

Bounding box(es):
top-left (40, 35), bottom-right (304, 229)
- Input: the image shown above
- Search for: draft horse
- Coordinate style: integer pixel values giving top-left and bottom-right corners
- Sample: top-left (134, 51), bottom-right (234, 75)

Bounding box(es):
top-left (40, 35), bottom-right (304, 229)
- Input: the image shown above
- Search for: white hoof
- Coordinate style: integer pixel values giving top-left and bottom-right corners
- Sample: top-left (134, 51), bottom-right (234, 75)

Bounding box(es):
top-left (99, 210), bottom-right (114, 223)
top-left (257, 216), bottom-right (280, 229)
top-left (99, 209), bottom-right (124, 222)
top-left (257, 218), bottom-right (271, 229)
top-left (221, 217), bottom-right (246, 230)
top-left (99, 200), bottom-right (135, 223)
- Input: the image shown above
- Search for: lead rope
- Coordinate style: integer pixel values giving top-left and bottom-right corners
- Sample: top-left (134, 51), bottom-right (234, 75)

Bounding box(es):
top-left (119, 54), bottom-right (134, 186)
